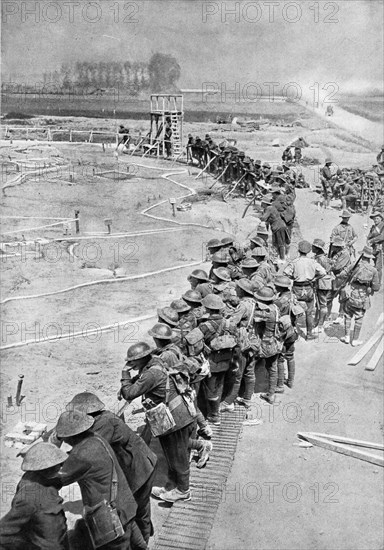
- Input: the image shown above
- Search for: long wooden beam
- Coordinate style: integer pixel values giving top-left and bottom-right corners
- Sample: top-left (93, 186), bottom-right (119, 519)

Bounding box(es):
top-left (298, 432), bottom-right (384, 451)
top-left (365, 336), bottom-right (383, 371)
top-left (348, 323), bottom-right (384, 365)
top-left (298, 433), bottom-right (384, 467)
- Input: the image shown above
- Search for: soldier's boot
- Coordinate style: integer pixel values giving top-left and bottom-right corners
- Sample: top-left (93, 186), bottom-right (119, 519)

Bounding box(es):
top-left (340, 317), bottom-right (351, 344)
top-left (286, 358), bottom-right (295, 388)
top-left (316, 311), bottom-right (327, 333)
top-left (260, 393), bottom-right (275, 404)
top-left (275, 358), bottom-right (285, 393)
top-left (351, 317), bottom-right (364, 347)
top-left (196, 440), bottom-right (213, 469)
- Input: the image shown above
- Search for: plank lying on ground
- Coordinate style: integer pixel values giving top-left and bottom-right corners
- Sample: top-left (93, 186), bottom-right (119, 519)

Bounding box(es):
top-left (298, 432), bottom-right (384, 451)
top-left (348, 323), bottom-right (384, 365)
top-left (365, 336), bottom-right (383, 371)
top-left (376, 312), bottom-right (384, 327)
top-left (298, 433), bottom-right (384, 467)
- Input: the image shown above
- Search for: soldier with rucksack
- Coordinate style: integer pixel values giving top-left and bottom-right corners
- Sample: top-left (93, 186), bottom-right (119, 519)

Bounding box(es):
top-left (198, 295), bottom-right (237, 425)
top-left (120, 340), bottom-right (209, 504)
top-left (221, 279), bottom-right (257, 410)
top-left (253, 287), bottom-right (284, 404)
top-left (274, 276), bottom-right (303, 391)
top-left (340, 246), bottom-right (380, 346)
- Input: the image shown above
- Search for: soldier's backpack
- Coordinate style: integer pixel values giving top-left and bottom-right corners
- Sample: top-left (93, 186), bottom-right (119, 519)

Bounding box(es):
top-left (202, 318), bottom-right (237, 363)
top-left (353, 264), bottom-right (373, 285)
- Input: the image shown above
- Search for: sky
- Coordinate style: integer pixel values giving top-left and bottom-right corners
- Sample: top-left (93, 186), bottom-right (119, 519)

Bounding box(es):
top-left (1, 0), bottom-right (383, 93)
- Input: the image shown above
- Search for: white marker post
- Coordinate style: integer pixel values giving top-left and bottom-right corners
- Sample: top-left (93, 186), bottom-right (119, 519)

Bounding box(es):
top-left (169, 197), bottom-right (176, 217)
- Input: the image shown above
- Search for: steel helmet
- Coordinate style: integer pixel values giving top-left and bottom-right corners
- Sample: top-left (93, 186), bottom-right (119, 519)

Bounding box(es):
top-left (340, 209), bottom-right (351, 218)
top-left (182, 289), bottom-right (203, 304)
top-left (207, 238), bottom-right (222, 251)
top-left (126, 342), bottom-right (153, 362)
top-left (241, 258), bottom-right (259, 269)
top-left (157, 307), bottom-right (179, 326)
top-left (221, 237), bottom-right (234, 246)
top-left (360, 245), bottom-right (374, 259)
top-left (325, 158), bottom-right (332, 164)
top-left (312, 238), bottom-right (327, 252)
top-left (251, 246), bottom-right (267, 258)
top-left (256, 223), bottom-right (269, 236)
top-left (298, 240), bottom-right (312, 254)
top-left (236, 278), bottom-right (255, 296)
top-left (21, 442), bottom-right (68, 472)
top-left (274, 275), bottom-right (292, 289)
top-left (254, 287), bottom-right (277, 302)
top-left (148, 323), bottom-right (174, 340)
top-left (201, 294), bottom-right (225, 310)
top-left (170, 299), bottom-right (191, 313)
top-left (250, 236), bottom-right (265, 246)
top-left (66, 392), bottom-right (105, 414)
top-left (188, 269), bottom-right (210, 282)
top-left (56, 410), bottom-right (94, 439)
top-left (211, 251), bottom-right (229, 265)
top-left (212, 267), bottom-right (231, 282)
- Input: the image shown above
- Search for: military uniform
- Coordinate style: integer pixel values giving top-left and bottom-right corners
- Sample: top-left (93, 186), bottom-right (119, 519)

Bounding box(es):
top-left (284, 254), bottom-right (326, 337)
top-left (90, 410), bottom-right (157, 544)
top-left (225, 296), bottom-right (256, 405)
top-left (199, 313), bottom-right (233, 423)
top-left (330, 222), bottom-right (357, 256)
top-left (367, 215), bottom-right (384, 282)
top-left (0, 473), bottom-right (69, 550)
top-left (120, 360), bottom-right (195, 494)
top-left (314, 252), bottom-right (334, 326)
top-left (261, 204), bottom-right (287, 260)
top-left (57, 432), bottom-right (137, 550)
top-left (342, 257), bottom-right (380, 344)
top-left (275, 288), bottom-right (300, 388)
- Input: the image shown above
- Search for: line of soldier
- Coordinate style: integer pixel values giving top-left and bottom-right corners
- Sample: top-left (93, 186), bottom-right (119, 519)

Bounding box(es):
top-left (186, 133), bottom-right (308, 196)
top-left (1, 228), bottom-right (382, 549)
top-left (320, 157), bottom-right (384, 211)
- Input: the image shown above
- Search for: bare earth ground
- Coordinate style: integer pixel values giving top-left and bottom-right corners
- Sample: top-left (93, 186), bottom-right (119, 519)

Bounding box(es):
top-left (0, 111), bottom-right (383, 550)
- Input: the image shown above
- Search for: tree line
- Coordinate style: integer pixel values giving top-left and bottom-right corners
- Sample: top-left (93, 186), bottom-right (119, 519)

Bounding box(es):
top-left (41, 53), bottom-right (181, 95)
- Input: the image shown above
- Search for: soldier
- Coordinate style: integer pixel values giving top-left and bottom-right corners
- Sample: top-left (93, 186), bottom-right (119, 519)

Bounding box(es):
top-left (164, 120), bottom-right (172, 159)
top-left (157, 306), bottom-right (179, 329)
top-left (120, 342), bottom-right (208, 503)
top-left (321, 158), bottom-right (336, 208)
top-left (262, 162), bottom-right (273, 184)
top-left (329, 237), bottom-right (352, 324)
top-left (294, 146), bottom-right (302, 164)
top-left (261, 196), bottom-right (288, 261)
top-left (220, 237), bottom-right (244, 279)
top-left (282, 146), bottom-right (293, 163)
top-left (187, 269), bottom-right (213, 298)
top-left (312, 239), bottom-right (334, 332)
top-left (209, 250), bottom-right (229, 279)
top-left (206, 238), bottom-right (223, 260)
top-left (367, 211), bottom-right (384, 283)
top-left (283, 240), bottom-right (326, 340)
top-left (376, 145), bottom-right (384, 169)
top-left (253, 287), bottom-right (282, 404)
top-left (198, 294), bottom-right (235, 425)
top-left (221, 278), bottom-right (257, 410)
top-left (251, 246), bottom-right (274, 285)
top-left (340, 246), bottom-right (380, 346)
top-left (170, 299), bottom-right (195, 332)
top-left (281, 194), bottom-right (296, 255)
top-left (256, 223), bottom-right (280, 271)
top-left (0, 443), bottom-right (69, 550)
top-left (340, 178), bottom-right (359, 211)
top-left (182, 289), bottom-right (206, 322)
top-left (55, 410), bottom-right (140, 549)
top-left (274, 275), bottom-right (301, 390)
top-left (330, 210), bottom-right (357, 257)
top-left (66, 393), bottom-right (157, 546)
top-left (241, 257), bottom-right (260, 279)
top-left (148, 323), bottom-right (185, 371)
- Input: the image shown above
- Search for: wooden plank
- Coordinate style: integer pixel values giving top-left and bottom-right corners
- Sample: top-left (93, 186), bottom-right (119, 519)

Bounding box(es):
top-left (376, 312), bottom-right (384, 327)
top-left (298, 432), bottom-right (384, 451)
top-left (298, 433), bottom-right (384, 467)
top-left (348, 324), bottom-right (384, 365)
top-left (365, 336), bottom-right (383, 371)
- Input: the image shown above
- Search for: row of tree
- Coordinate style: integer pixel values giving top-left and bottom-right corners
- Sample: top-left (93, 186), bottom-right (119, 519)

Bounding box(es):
top-left (40, 54), bottom-right (181, 95)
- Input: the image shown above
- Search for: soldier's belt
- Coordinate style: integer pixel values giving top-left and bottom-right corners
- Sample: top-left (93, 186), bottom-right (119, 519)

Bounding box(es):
top-left (293, 281), bottom-right (313, 287)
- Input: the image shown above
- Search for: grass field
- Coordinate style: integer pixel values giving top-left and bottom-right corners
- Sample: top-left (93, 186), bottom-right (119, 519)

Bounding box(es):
top-left (1, 92), bottom-right (307, 122)
top-left (338, 94), bottom-right (383, 123)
